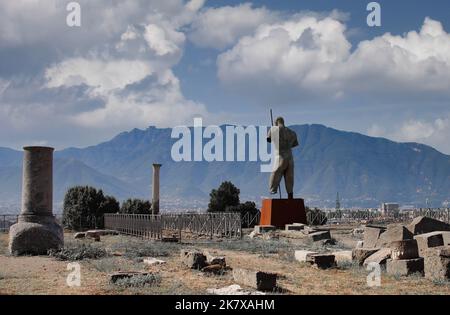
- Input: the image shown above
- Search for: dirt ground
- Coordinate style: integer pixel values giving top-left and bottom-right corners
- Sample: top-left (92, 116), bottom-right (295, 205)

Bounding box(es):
top-left (0, 229), bottom-right (449, 295)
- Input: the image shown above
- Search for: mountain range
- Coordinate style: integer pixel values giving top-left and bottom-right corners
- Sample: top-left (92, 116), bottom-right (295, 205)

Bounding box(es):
top-left (1, 124), bottom-right (449, 212)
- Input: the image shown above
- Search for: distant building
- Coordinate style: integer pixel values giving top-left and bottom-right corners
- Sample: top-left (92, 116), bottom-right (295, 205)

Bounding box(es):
top-left (380, 203), bottom-right (400, 216)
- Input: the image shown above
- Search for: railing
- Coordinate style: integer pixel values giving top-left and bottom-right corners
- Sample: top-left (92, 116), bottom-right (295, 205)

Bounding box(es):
top-left (241, 211), bottom-right (261, 228)
top-left (0, 215), bottom-right (19, 232)
top-left (308, 208), bottom-right (450, 226)
top-left (104, 212), bottom-right (242, 240)
top-left (104, 214), bottom-right (163, 239)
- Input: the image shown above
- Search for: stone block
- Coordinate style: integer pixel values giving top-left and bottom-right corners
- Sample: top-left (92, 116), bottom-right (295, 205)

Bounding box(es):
top-left (74, 232), bottom-right (86, 239)
top-left (414, 232), bottom-right (445, 257)
top-left (332, 251), bottom-right (353, 264)
top-left (285, 224), bottom-right (305, 231)
top-left (206, 252), bottom-right (226, 266)
top-left (375, 225), bottom-right (413, 248)
top-left (352, 228), bottom-right (365, 236)
top-left (306, 254), bottom-right (336, 269)
top-left (386, 258), bottom-right (424, 276)
top-left (143, 258), bottom-right (166, 266)
top-left (407, 216), bottom-right (450, 235)
top-left (180, 250), bottom-right (207, 269)
top-left (321, 239), bottom-right (336, 246)
top-left (232, 268), bottom-right (277, 291)
top-left (85, 231), bottom-right (100, 242)
top-left (254, 225), bottom-right (276, 234)
top-left (352, 248), bottom-right (379, 266)
top-left (109, 271), bottom-right (150, 283)
top-left (423, 246), bottom-right (450, 257)
top-left (363, 226), bottom-right (386, 248)
top-left (206, 284), bottom-right (265, 295)
top-left (424, 247), bottom-right (450, 281)
top-left (260, 198), bottom-right (307, 228)
top-left (363, 248), bottom-right (391, 267)
top-left (9, 219), bottom-right (64, 255)
top-left (390, 240), bottom-right (419, 260)
top-left (86, 229), bottom-right (119, 236)
top-left (308, 230), bottom-right (331, 242)
top-left (294, 250), bottom-right (318, 262)
top-left (442, 232), bottom-right (450, 245)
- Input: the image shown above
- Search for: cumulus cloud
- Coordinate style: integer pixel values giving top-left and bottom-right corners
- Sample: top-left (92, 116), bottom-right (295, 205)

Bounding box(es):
top-left (189, 3), bottom-right (278, 50)
top-left (218, 16), bottom-right (450, 104)
top-left (0, 0), bottom-right (209, 148)
top-left (144, 24), bottom-right (185, 56)
top-left (45, 58), bottom-right (153, 93)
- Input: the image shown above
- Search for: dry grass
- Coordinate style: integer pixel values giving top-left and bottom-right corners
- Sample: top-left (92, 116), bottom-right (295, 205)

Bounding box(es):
top-left (0, 233), bottom-right (8, 255)
top-left (0, 232), bottom-right (449, 295)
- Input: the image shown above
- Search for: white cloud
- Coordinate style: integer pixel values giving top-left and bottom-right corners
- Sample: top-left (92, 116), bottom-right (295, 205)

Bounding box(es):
top-left (189, 3), bottom-right (278, 50)
top-left (217, 16), bottom-right (450, 104)
top-left (0, 0), bottom-right (210, 149)
top-left (368, 116), bottom-right (450, 154)
top-left (0, 79), bottom-right (10, 95)
top-left (144, 24), bottom-right (185, 56)
top-left (45, 58), bottom-right (153, 93)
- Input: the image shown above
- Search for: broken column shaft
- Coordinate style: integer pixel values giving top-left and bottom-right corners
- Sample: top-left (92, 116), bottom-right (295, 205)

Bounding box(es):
top-left (9, 146), bottom-right (63, 255)
top-left (152, 163), bottom-right (162, 215)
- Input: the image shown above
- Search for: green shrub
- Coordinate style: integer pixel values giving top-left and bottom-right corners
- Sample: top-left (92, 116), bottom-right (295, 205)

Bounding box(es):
top-left (48, 243), bottom-right (108, 261)
top-left (120, 199), bottom-right (152, 215)
top-left (62, 186), bottom-right (119, 231)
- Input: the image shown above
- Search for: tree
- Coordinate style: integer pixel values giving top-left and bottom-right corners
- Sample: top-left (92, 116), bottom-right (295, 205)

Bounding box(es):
top-left (120, 199), bottom-right (152, 215)
top-left (207, 181), bottom-right (240, 213)
top-left (62, 186), bottom-right (119, 231)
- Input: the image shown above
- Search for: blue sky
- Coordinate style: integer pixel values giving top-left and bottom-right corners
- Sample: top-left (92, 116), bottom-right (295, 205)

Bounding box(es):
top-left (1, 0), bottom-right (450, 154)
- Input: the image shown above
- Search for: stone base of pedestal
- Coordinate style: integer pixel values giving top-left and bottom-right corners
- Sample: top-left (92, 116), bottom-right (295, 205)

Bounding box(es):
top-left (259, 198), bottom-right (307, 229)
top-left (9, 215), bottom-right (63, 256)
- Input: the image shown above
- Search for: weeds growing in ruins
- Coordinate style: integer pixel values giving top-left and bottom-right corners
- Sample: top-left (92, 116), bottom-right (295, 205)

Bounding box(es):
top-left (113, 273), bottom-right (162, 288)
top-left (48, 243), bottom-right (108, 261)
top-left (432, 278), bottom-right (450, 286)
top-left (198, 238), bottom-right (297, 255)
top-left (107, 236), bottom-right (180, 259)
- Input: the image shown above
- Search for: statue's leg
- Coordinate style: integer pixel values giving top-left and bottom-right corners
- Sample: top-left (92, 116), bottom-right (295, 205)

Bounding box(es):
top-left (269, 157), bottom-right (286, 194)
top-left (285, 158), bottom-right (294, 197)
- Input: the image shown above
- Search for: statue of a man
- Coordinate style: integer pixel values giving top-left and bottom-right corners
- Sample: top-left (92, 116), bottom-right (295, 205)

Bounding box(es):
top-left (267, 117), bottom-right (299, 199)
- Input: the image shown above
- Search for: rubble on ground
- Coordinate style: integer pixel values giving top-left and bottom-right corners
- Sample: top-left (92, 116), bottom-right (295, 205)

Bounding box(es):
top-left (354, 216), bottom-right (450, 281)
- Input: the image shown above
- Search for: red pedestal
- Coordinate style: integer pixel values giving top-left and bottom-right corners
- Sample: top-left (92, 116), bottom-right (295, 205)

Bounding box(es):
top-left (260, 198), bottom-right (307, 228)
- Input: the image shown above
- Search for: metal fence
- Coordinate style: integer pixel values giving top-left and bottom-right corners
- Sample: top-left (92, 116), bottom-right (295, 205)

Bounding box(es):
top-left (104, 212), bottom-right (242, 240)
top-left (242, 211), bottom-right (261, 228)
top-left (307, 208), bottom-right (450, 226)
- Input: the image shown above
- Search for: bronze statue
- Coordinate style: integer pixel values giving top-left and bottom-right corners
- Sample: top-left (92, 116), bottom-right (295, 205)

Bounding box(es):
top-left (267, 117), bottom-right (299, 199)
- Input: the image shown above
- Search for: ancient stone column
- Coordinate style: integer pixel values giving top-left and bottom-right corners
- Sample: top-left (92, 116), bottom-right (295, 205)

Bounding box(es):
top-left (9, 146), bottom-right (63, 255)
top-left (152, 164), bottom-right (162, 215)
